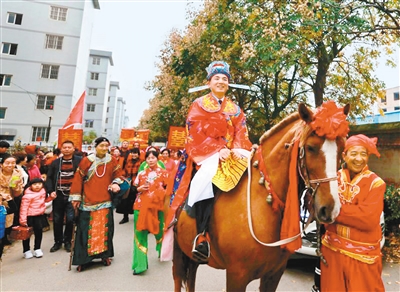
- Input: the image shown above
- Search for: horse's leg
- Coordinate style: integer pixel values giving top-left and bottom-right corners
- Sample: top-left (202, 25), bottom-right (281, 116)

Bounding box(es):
top-left (226, 270), bottom-right (250, 292)
top-left (186, 260), bottom-right (199, 292)
top-left (259, 266), bottom-right (286, 292)
top-left (172, 237), bottom-right (186, 292)
top-left (172, 236), bottom-right (200, 292)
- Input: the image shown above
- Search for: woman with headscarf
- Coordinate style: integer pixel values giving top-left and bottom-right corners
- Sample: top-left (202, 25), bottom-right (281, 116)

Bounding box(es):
top-left (320, 134), bottom-right (386, 292)
top-left (69, 137), bottom-right (125, 271)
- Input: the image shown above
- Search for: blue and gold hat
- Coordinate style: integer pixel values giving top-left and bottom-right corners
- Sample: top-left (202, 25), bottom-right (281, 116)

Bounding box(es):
top-left (206, 61), bottom-right (231, 81)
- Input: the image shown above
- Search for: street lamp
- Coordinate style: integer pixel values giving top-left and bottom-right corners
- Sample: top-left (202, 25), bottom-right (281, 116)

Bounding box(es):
top-left (46, 116), bottom-right (52, 144)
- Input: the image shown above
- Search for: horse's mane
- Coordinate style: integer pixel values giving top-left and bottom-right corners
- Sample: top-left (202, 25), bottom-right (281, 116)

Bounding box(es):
top-left (259, 112), bottom-right (300, 144)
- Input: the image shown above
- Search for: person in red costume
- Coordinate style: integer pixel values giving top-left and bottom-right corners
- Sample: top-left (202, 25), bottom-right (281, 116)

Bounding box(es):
top-left (186, 61), bottom-right (252, 261)
top-left (320, 134), bottom-right (385, 292)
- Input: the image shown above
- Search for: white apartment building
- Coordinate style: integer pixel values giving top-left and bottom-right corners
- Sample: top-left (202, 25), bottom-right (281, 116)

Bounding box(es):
top-left (380, 86), bottom-right (400, 112)
top-left (0, 0), bottom-right (100, 146)
top-left (105, 81), bottom-right (128, 145)
top-left (115, 97), bottom-right (128, 143)
top-left (84, 49), bottom-right (114, 138)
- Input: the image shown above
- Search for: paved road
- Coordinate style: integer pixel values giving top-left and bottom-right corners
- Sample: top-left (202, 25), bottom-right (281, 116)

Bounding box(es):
top-left (1, 212), bottom-right (399, 291)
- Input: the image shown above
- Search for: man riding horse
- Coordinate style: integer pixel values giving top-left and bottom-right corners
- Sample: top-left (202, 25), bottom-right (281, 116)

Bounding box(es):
top-left (182, 61), bottom-right (253, 262)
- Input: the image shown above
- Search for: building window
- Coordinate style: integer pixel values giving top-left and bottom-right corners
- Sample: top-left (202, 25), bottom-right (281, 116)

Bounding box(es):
top-left (50, 6), bottom-right (67, 21)
top-left (108, 96), bottom-right (110, 102)
top-left (41, 64), bottom-right (59, 79)
top-left (394, 106), bottom-right (400, 111)
top-left (0, 108), bottom-right (6, 119)
top-left (90, 72), bottom-right (99, 80)
top-left (7, 12), bottom-right (23, 25)
top-left (382, 108), bottom-right (387, 113)
top-left (87, 104), bottom-right (96, 112)
top-left (105, 118), bottom-right (108, 123)
top-left (0, 74), bottom-right (12, 86)
top-left (31, 127), bottom-right (49, 142)
top-left (92, 57), bottom-right (100, 65)
top-left (45, 35), bottom-right (63, 50)
top-left (37, 95), bottom-right (55, 110)
top-left (88, 88), bottom-right (97, 96)
top-left (85, 120), bottom-right (94, 128)
top-left (394, 92), bottom-right (399, 101)
top-left (381, 95), bottom-right (387, 103)
top-left (2, 43), bottom-right (18, 55)
top-left (106, 107), bottom-right (109, 113)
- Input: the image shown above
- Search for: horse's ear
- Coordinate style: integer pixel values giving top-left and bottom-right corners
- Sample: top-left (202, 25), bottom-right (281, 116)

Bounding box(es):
top-left (343, 104), bottom-right (350, 116)
top-left (298, 103), bottom-right (313, 124)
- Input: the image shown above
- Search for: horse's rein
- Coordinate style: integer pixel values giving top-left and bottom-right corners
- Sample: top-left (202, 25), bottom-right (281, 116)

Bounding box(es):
top-left (246, 143), bottom-right (338, 247)
top-left (246, 147), bottom-right (301, 247)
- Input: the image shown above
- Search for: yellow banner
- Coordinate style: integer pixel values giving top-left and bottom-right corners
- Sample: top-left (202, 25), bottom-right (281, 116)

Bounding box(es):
top-left (168, 126), bottom-right (186, 150)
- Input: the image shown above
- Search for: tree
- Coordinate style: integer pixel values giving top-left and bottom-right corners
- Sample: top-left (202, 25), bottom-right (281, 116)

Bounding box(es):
top-left (83, 130), bottom-right (97, 144)
top-left (140, 0), bottom-right (400, 142)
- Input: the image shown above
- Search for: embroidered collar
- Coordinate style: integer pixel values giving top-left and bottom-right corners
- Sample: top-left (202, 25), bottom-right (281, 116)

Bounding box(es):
top-left (198, 93), bottom-right (240, 115)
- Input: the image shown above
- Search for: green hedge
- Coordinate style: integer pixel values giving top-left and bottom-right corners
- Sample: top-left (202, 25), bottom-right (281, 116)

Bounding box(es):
top-left (384, 182), bottom-right (400, 233)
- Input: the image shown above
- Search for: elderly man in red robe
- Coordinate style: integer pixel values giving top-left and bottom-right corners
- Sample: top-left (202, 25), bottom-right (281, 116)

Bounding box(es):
top-left (184, 61), bottom-right (252, 261)
top-left (320, 134), bottom-right (386, 291)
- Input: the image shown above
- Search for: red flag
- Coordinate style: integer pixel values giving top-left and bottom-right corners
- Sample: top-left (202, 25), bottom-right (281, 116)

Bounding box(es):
top-left (63, 91), bottom-right (85, 129)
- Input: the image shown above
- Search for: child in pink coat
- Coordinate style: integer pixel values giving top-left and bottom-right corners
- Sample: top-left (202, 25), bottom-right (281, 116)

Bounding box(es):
top-left (20, 177), bottom-right (56, 259)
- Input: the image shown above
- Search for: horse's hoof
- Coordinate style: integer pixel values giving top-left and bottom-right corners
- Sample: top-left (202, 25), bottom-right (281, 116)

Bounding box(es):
top-left (102, 258), bottom-right (111, 266)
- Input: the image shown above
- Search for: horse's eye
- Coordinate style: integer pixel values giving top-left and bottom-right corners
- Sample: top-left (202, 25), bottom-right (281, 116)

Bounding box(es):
top-left (306, 145), bottom-right (316, 153)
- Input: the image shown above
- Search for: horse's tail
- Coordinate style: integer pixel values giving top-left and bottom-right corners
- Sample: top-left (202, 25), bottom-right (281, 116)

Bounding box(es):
top-left (172, 231), bottom-right (199, 292)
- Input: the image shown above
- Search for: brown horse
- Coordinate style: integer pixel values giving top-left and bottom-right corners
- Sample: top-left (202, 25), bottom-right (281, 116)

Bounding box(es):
top-left (171, 102), bottom-right (350, 291)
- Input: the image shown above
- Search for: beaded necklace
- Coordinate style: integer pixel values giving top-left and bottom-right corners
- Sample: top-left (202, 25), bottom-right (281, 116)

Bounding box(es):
top-left (94, 156), bottom-right (107, 178)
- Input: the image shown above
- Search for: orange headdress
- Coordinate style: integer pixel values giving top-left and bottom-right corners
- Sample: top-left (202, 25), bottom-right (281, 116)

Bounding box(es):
top-left (344, 134), bottom-right (380, 157)
top-left (310, 100), bottom-right (349, 140)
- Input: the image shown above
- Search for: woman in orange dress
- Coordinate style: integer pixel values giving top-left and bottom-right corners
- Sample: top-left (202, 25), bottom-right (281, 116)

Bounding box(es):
top-left (132, 150), bottom-right (168, 275)
top-left (160, 147), bottom-right (176, 173)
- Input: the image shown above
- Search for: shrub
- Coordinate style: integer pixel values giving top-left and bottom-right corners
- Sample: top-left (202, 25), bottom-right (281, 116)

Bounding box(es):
top-left (383, 182), bottom-right (400, 233)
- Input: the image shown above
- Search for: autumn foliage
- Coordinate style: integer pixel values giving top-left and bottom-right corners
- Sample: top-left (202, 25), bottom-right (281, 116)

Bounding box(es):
top-left (139, 0), bottom-right (400, 143)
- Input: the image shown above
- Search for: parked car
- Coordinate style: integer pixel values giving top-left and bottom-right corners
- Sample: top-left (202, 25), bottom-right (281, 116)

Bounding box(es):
top-left (294, 211), bottom-right (385, 258)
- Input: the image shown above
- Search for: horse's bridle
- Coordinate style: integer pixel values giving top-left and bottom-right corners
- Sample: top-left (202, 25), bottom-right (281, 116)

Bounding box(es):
top-left (297, 146), bottom-right (338, 199)
top-left (246, 142), bottom-right (338, 253)
top-left (297, 145), bottom-right (338, 266)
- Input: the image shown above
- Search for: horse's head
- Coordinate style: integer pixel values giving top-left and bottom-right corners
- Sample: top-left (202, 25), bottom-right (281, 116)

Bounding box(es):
top-left (298, 101), bottom-right (350, 224)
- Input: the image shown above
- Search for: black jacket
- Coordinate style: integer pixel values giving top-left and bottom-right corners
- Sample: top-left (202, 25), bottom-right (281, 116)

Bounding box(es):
top-left (45, 155), bottom-right (82, 194)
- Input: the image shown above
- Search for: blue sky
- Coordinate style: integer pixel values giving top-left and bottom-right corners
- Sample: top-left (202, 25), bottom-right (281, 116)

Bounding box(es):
top-left (91, 1), bottom-right (203, 127)
top-left (91, 1), bottom-right (399, 127)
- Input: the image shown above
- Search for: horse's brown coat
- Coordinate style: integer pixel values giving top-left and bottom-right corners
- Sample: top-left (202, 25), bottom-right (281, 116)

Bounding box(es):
top-left (172, 103), bottom-right (348, 291)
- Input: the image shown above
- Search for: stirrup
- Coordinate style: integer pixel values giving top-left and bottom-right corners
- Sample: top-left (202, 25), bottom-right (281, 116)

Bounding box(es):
top-left (191, 233), bottom-right (210, 263)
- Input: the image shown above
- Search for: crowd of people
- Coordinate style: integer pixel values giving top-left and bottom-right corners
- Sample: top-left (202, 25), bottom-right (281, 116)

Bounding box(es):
top-left (0, 138), bottom-right (185, 274)
top-left (0, 60), bottom-right (387, 291)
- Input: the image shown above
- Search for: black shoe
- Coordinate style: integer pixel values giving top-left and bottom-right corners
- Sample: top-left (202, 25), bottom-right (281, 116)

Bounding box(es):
top-left (192, 241), bottom-right (210, 263)
top-left (2, 238), bottom-right (12, 246)
top-left (102, 257), bottom-right (111, 266)
top-left (64, 242), bottom-right (71, 252)
top-left (119, 218), bottom-right (128, 224)
top-left (50, 243), bottom-right (62, 252)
